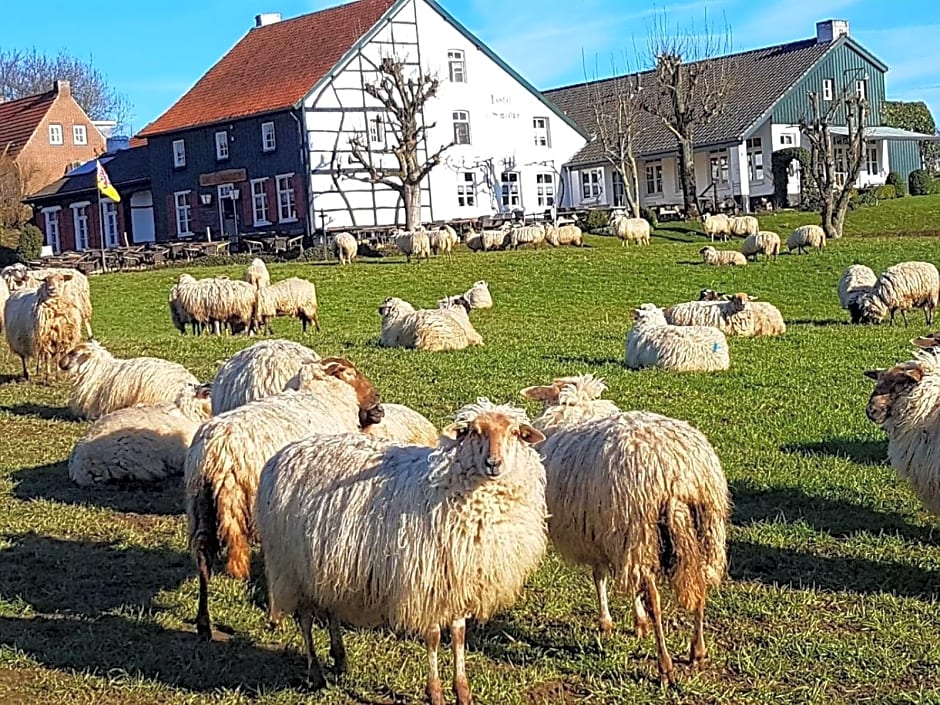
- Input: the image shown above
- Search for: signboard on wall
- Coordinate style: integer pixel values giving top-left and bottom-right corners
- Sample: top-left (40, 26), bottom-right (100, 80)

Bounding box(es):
top-left (199, 169), bottom-right (247, 187)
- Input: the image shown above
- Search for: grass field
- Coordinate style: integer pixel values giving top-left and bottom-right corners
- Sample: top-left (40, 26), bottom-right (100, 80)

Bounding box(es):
top-left (2, 228), bottom-right (940, 704)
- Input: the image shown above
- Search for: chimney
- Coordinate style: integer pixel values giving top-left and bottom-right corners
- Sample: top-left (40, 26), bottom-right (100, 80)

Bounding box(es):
top-left (54, 79), bottom-right (71, 98)
top-left (254, 12), bottom-right (282, 28)
top-left (816, 19), bottom-right (850, 44)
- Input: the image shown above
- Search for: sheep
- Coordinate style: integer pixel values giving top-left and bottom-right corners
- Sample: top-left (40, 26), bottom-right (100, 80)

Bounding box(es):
top-left (740, 231), bottom-right (780, 262)
top-left (609, 213), bottom-right (651, 246)
top-left (363, 402), bottom-right (439, 446)
top-left (838, 264), bottom-right (879, 324)
top-left (698, 289), bottom-right (730, 301)
top-left (186, 357), bottom-right (384, 639)
top-left (378, 297), bottom-right (483, 352)
top-left (436, 294), bottom-right (471, 313)
top-left (625, 304), bottom-right (730, 372)
top-left (463, 280), bottom-right (493, 310)
top-left (68, 383), bottom-right (212, 487)
top-left (665, 293), bottom-right (786, 337)
top-left (700, 246), bottom-right (747, 267)
top-left (701, 213), bottom-right (730, 242)
top-left (1, 264), bottom-right (93, 338)
top-left (859, 261), bottom-right (940, 326)
top-left (332, 233), bottom-right (358, 264)
top-left (243, 258), bottom-right (270, 290)
top-left (59, 340), bottom-right (200, 420)
top-left (211, 338), bottom-right (320, 415)
top-left (256, 277), bottom-right (320, 333)
top-left (545, 223), bottom-right (583, 247)
top-left (508, 223), bottom-right (546, 249)
top-left (520, 373), bottom-right (620, 436)
top-left (0, 278), bottom-right (8, 334)
top-left (396, 230), bottom-right (432, 262)
top-left (728, 215), bottom-right (759, 238)
top-left (4, 271), bottom-right (83, 381)
top-left (429, 225), bottom-right (458, 256)
top-left (521, 376), bottom-right (730, 684)
top-left (786, 224), bottom-right (826, 254)
top-left (172, 274), bottom-right (257, 335)
top-left (254, 398), bottom-right (548, 701)
top-left (168, 275), bottom-right (198, 334)
top-left (465, 225), bottom-right (510, 252)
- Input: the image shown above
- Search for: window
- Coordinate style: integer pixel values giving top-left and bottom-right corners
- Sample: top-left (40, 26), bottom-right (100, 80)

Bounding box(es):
top-left (215, 131), bottom-right (229, 161)
top-left (368, 115), bottom-right (385, 146)
top-left (457, 171), bottom-right (475, 207)
top-left (453, 111), bottom-right (471, 145)
top-left (43, 208), bottom-right (61, 254)
top-left (101, 201), bottom-right (119, 248)
top-left (536, 172), bottom-right (555, 207)
top-left (172, 139), bottom-right (186, 168)
top-left (674, 160), bottom-right (682, 192)
top-left (251, 178), bottom-right (270, 225)
top-left (71, 204), bottom-right (89, 250)
top-left (448, 49), bottom-right (466, 83)
top-left (581, 168), bottom-right (603, 200)
top-left (645, 162), bottom-right (663, 195)
top-left (709, 150), bottom-right (729, 185)
top-left (276, 174), bottom-right (297, 222)
top-left (73, 125), bottom-right (87, 145)
top-left (533, 117), bottom-right (551, 147)
top-left (856, 79), bottom-right (867, 100)
top-left (261, 121), bottom-right (276, 152)
top-left (866, 143), bottom-right (879, 176)
top-left (500, 171), bottom-right (520, 208)
top-left (780, 133), bottom-right (796, 146)
top-left (612, 172), bottom-right (625, 207)
top-left (746, 137), bottom-right (764, 182)
top-left (174, 191), bottom-right (192, 235)
top-left (49, 124), bottom-right (63, 145)
top-left (822, 79), bottom-right (834, 101)
top-left (833, 139), bottom-right (849, 186)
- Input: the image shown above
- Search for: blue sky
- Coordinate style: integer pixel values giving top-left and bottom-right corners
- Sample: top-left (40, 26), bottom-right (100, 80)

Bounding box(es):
top-left (1, 0), bottom-right (937, 133)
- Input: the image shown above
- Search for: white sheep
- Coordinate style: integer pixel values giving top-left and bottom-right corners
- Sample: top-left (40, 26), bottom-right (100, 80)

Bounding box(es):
top-left (254, 399), bottom-right (548, 701)
top-left (859, 261), bottom-right (940, 326)
top-left (332, 233), bottom-right (358, 264)
top-left (168, 274), bottom-right (198, 334)
top-left (786, 224), bottom-right (826, 254)
top-left (172, 274), bottom-right (256, 335)
top-left (838, 264), bottom-right (878, 324)
top-left (665, 293), bottom-right (786, 337)
top-left (68, 384), bottom-right (212, 487)
top-left (729, 215), bottom-right (759, 238)
top-left (256, 277), bottom-right (320, 333)
top-left (186, 357), bottom-right (384, 639)
top-left (465, 225), bottom-right (510, 252)
top-left (363, 402), bottom-right (439, 446)
top-left (545, 223), bottom-right (583, 247)
top-left (521, 374), bottom-right (620, 435)
top-left (700, 246), bottom-right (747, 267)
top-left (740, 231), bottom-right (780, 262)
top-left (396, 230), bottom-right (431, 262)
top-left (243, 258), bottom-right (270, 290)
top-left (211, 338), bottom-right (320, 415)
top-left (0, 277), bottom-right (8, 334)
top-left (463, 280), bottom-right (493, 310)
top-left (378, 297), bottom-right (483, 352)
top-left (521, 376), bottom-right (729, 684)
top-left (625, 304), bottom-right (730, 372)
top-left (429, 225), bottom-right (459, 255)
top-left (509, 223), bottom-right (546, 249)
top-left (1, 264), bottom-right (93, 338)
top-left (609, 213), bottom-right (651, 246)
top-left (701, 213), bottom-right (730, 242)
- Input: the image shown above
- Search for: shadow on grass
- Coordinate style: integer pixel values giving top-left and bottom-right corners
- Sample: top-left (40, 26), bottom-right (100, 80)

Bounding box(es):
top-left (786, 318), bottom-right (852, 327)
top-left (543, 354), bottom-right (623, 367)
top-left (11, 462), bottom-right (185, 516)
top-left (779, 437), bottom-right (888, 467)
top-left (0, 373), bottom-right (26, 386)
top-left (0, 403), bottom-right (74, 421)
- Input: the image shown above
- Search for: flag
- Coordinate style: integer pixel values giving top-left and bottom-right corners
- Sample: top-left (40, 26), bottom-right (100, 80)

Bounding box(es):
top-left (95, 160), bottom-right (120, 202)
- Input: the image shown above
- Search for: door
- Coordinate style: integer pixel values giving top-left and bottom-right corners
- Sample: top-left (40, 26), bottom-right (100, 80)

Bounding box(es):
top-left (218, 184), bottom-right (238, 238)
top-left (130, 190), bottom-right (155, 243)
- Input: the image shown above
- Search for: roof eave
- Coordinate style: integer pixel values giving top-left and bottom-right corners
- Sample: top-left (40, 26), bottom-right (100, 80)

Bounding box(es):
top-left (138, 106), bottom-right (297, 139)
top-left (25, 177), bottom-right (151, 204)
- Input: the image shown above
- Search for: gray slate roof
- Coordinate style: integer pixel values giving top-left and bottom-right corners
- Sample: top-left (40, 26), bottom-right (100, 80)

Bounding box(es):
top-left (27, 145), bottom-right (150, 203)
top-left (544, 38), bottom-right (832, 166)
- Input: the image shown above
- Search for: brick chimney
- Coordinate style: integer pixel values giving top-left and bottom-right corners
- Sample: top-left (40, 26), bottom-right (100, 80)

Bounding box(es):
top-left (54, 79), bottom-right (71, 98)
top-left (816, 20), bottom-right (850, 44)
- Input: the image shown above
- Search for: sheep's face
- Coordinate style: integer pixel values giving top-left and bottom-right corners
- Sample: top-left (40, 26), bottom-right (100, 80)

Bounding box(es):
top-left (699, 246), bottom-right (714, 258)
top-left (443, 411), bottom-right (544, 478)
top-left (633, 304), bottom-right (664, 325)
top-left (321, 357), bottom-right (384, 428)
top-left (378, 297), bottom-right (409, 319)
top-left (864, 363), bottom-right (924, 426)
top-left (40, 272), bottom-right (72, 299)
top-left (728, 293), bottom-right (749, 313)
top-left (520, 381), bottom-right (565, 407)
top-left (859, 294), bottom-right (888, 323)
top-left (59, 342), bottom-right (101, 372)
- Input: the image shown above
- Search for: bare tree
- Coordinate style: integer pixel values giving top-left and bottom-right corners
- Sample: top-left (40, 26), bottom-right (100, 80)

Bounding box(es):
top-left (640, 13), bottom-right (734, 218)
top-left (348, 56), bottom-right (452, 230)
top-left (800, 90), bottom-right (867, 240)
top-left (0, 146), bottom-right (38, 229)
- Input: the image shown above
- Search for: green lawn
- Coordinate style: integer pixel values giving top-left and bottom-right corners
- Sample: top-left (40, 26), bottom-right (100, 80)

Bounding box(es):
top-left (1, 231), bottom-right (940, 704)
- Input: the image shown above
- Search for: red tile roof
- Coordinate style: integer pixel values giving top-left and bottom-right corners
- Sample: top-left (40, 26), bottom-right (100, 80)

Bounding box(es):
top-left (0, 90), bottom-right (57, 159)
top-left (138, 0), bottom-right (397, 137)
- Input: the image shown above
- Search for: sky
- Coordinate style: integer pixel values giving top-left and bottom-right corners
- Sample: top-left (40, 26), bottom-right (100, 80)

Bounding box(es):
top-left (0, 0), bottom-right (937, 134)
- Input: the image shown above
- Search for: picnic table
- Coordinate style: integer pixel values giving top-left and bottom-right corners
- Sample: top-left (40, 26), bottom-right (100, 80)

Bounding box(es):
top-left (242, 234), bottom-right (303, 255)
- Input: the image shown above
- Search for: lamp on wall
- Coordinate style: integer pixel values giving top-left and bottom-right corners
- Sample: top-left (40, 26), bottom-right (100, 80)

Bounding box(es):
top-left (200, 192), bottom-right (212, 206)
top-left (231, 188), bottom-right (240, 200)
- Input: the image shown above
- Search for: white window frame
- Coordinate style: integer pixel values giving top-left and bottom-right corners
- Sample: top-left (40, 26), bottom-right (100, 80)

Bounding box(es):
top-left (456, 171), bottom-right (475, 207)
top-left (251, 178), bottom-right (270, 226)
top-left (780, 133), bottom-right (796, 146)
top-left (709, 150), bottom-right (730, 185)
top-left (49, 124), bottom-right (63, 145)
top-left (746, 137), bottom-right (764, 183)
top-left (856, 79), bottom-right (867, 101)
top-left (261, 121), bottom-right (276, 152)
top-left (71, 202), bottom-right (90, 250)
top-left (822, 79), bottom-right (834, 101)
top-left (174, 191), bottom-right (193, 236)
top-left (533, 117), bottom-right (551, 147)
top-left (536, 172), bottom-right (555, 207)
top-left (101, 200), bottom-right (119, 248)
top-left (367, 115), bottom-right (385, 146)
top-left (172, 139), bottom-right (186, 168)
top-left (645, 162), bottom-right (664, 195)
top-left (866, 142), bottom-right (879, 176)
top-left (580, 168), bottom-right (603, 201)
top-left (453, 110), bottom-right (471, 145)
top-left (448, 49), bottom-right (466, 83)
top-left (215, 131), bottom-right (229, 161)
top-left (500, 171), bottom-right (520, 208)
top-left (43, 207), bottom-right (62, 254)
top-left (72, 125), bottom-right (87, 146)
top-left (276, 173), bottom-right (297, 223)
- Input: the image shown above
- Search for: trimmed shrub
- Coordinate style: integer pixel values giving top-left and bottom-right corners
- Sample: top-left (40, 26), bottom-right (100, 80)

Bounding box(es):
top-left (16, 224), bottom-right (43, 262)
top-left (930, 178), bottom-right (940, 195)
top-left (886, 171), bottom-right (908, 197)
top-left (873, 184), bottom-right (898, 201)
top-left (585, 209), bottom-right (609, 233)
top-left (909, 169), bottom-right (934, 196)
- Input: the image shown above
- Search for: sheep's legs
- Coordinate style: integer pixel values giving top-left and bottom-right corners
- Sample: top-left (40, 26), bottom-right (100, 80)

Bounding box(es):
top-left (901, 309), bottom-right (909, 326)
top-left (18, 355), bottom-right (28, 382)
top-left (451, 617), bottom-right (472, 705)
top-left (642, 575), bottom-right (674, 685)
top-left (926, 306), bottom-right (934, 326)
top-left (592, 566), bottom-right (614, 634)
top-left (425, 626), bottom-right (445, 705)
top-left (298, 611), bottom-right (327, 690)
top-left (195, 549), bottom-right (213, 640)
top-left (328, 615), bottom-right (347, 674)
top-left (689, 595), bottom-right (707, 667)
top-left (633, 592), bottom-right (651, 639)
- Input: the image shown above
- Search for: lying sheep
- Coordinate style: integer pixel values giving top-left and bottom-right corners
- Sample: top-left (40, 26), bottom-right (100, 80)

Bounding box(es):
top-left (859, 261), bottom-right (940, 326)
top-left (625, 304), bottom-right (729, 372)
top-left (362, 402), bottom-right (439, 446)
top-left (740, 231), bottom-right (780, 262)
top-left (701, 213), bottom-right (730, 242)
top-left (1, 264), bottom-right (93, 338)
top-left (786, 225), bottom-right (826, 254)
top-left (255, 399), bottom-right (548, 701)
top-left (256, 277), bottom-right (320, 333)
top-left (838, 264), bottom-right (878, 324)
top-left (545, 223), bottom-right (583, 247)
top-left (68, 384), bottom-right (212, 487)
top-left (378, 297), bottom-right (483, 351)
top-left (700, 246), bottom-right (747, 267)
top-left (60, 340), bottom-right (200, 420)
top-left (243, 258), bottom-right (270, 290)
top-left (429, 225), bottom-right (459, 256)
top-left (395, 230), bottom-right (431, 262)
top-left (521, 374), bottom-right (620, 435)
top-left (438, 280), bottom-right (493, 312)
top-left (609, 213), bottom-right (651, 246)
top-left (211, 338), bottom-right (320, 414)
top-left (332, 233), bottom-right (358, 265)
top-left (665, 293), bottom-right (786, 337)
top-left (186, 357), bottom-right (384, 639)
top-left (729, 215), bottom-right (759, 238)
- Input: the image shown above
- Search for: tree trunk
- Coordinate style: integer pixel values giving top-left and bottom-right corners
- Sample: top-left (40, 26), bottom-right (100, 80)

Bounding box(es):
top-left (678, 139), bottom-right (699, 218)
top-left (820, 196), bottom-right (843, 240)
top-left (403, 184), bottom-right (421, 231)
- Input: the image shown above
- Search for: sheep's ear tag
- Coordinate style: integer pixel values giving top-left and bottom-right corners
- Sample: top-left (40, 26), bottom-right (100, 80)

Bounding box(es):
top-left (863, 369), bottom-right (884, 381)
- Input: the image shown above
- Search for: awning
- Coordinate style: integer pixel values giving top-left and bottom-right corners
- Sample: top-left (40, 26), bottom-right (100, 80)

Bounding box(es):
top-left (830, 125), bottom-right (940, 141)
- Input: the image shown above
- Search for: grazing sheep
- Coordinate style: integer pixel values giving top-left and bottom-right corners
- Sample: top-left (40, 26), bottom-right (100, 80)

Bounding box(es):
top-left (522, 377), bottom-right (730, 684)
top-left (610, 213), bottom-right (651, 246)
top-left (186, 357), bottom-right (384, 639)
top-left (211, 339), bottom-right (320, 415)
top-left (700, 246), bottom-right (747, 267)
top-left (626, 304), bottom-right (729, 372)
top-left (1, 264), bottom-right (93, 338)
top-left (429, 225), bottom-right (459, 255)
top-left (859, 261), bottom-right (940, 326)
top-left (838, 265), bottom-right (878, 324)
top-left (243, 258), bottom-right (270, 290)
top-left (740, 231), bottom-right (780, 261)
top-left (168, 275), bottom-right (198, 334)
top-left (332, 233), bottom-right (358, 264)
top-left (4, 272), bottom-right (83, 381)
top-left (363, 402), bottom-right (439, 446)
top-left (521, 374), bottom-right (620, 436)
top-left (68, 384), bottom-right (212, 487)
top-left (729, 215), bottom-right (759, 238)
top-left (60, 340), bottom-right (200, 420)
top-left (255, 399), bottom-right (548, 701)
top-left (509, 224), bottom-right (546, 249)
top-left (256, 277), bottom-right (320, 333)
top-left (378, 297), bottom-right (483, 352)
top-left (396, 230), bottom-right (432, 262)
top-left (465, 225), bottom-right (510, 252)
top-left (701, 213), bottom-right (731, 242)
top-left (786, 225), bottom-right (826, 254)
top-left (665, 293), bottom-right (786, 337)
top-left (545, 223), bottom-right (583, 247)
top-left (172, 274), bottom-right (257, 335)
